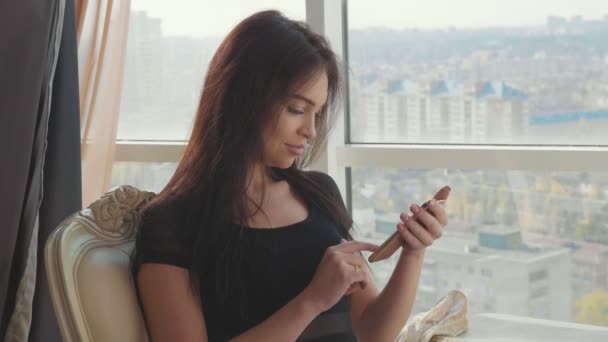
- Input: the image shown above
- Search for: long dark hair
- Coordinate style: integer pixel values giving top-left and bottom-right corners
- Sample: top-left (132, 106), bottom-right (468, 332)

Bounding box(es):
top-left (136, 10), bottom-right (352, 305)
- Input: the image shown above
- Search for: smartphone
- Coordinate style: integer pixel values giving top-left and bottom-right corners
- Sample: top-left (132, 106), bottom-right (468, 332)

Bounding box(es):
top-left (368, 186), bottom-right (451, 263)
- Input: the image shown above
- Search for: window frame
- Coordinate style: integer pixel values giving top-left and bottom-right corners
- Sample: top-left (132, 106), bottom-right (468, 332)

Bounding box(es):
top-left (112, 0), bottom-right (608, 328)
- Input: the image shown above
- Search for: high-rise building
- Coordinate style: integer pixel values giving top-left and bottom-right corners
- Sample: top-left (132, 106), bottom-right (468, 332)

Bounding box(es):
top-left (358, 80), bottom-right (528, 143)
top-left (121, 11), bottom-right (165, 116)
top-left (525, 234), bottom-right (608, 302)
top-left (367, 225), bottom-right (572, 321)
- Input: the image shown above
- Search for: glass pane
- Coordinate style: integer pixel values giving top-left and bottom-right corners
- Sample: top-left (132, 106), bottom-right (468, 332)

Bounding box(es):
top-left (347, 1), bottom-right (608, 145)
top-left (118, 0), bottom-right (305, 140)
top-left (352, 167), bottom-right (608, 326)
top-left (111, 162), bottom-right (177, 193)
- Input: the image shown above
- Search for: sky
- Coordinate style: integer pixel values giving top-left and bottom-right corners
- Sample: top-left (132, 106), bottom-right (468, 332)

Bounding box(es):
top-left (131, 0), bottom-right (608, 38)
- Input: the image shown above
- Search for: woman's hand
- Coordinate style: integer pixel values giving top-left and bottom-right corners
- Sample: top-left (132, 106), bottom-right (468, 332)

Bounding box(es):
top-left (397, 198), bottom-right (448, 254)
top-left (303, 240), bottom-right (378, 313)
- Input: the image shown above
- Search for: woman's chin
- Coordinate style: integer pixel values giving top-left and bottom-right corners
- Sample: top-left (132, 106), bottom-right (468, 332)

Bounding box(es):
top-left (281, 160), bottom-right (295, 169)
top-left (271, 158), bottom-right (296, 169)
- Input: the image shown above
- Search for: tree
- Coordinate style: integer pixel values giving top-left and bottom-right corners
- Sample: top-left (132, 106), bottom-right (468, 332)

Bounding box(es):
top-left (557, 209), bottom-right (579, 238)
top-left (585, 204), bottom-right (608, 244)
top-left (575, 290), bottom-right (608, 326)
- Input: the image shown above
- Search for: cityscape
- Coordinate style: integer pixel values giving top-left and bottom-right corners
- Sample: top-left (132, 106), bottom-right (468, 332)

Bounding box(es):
top-left (113, 10), bottom-right (608, 327)
top-left (348, 15), bottom-right (608, 144)
top-left (353, 168), bottom-right (608, 326)
top-left (347, 14), bottom-right (608, 327)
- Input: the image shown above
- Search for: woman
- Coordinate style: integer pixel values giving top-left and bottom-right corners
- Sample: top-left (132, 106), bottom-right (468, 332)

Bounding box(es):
top-left (133, 10), bottom-right (448, 342)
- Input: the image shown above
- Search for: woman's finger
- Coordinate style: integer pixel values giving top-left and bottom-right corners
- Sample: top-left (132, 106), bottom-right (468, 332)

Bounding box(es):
top-left (426, 199), bottom-right (448, 226)
top-left (345, 263), bottom-right (369, 289)
top-left (409, 204), bottom-right (443, 240)
top-left (345, 284), bottom-right (358, 295)
top-left (397, 223), bottom-right (425, 249)
top-left (345, 279), bottom-right (368, 295)
top-left (334, 241), bottom-right (379, 254)
top-left (340, 254), bottom-right (372, 292)
top-left (340, 253), bottom-right (370, 272)
top-left (402, 214), bottom-right (434, 246)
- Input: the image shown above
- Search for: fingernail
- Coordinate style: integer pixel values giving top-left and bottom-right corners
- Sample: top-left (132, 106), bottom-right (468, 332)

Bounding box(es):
top-left (410, 204), bottom-right (420, 214)
top-left (429, 199), bottom-right (436, 207)
top-left (402, 214), bottom-right (410, 221)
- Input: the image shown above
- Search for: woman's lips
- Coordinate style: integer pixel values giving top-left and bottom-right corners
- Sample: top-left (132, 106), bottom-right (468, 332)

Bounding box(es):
top-left (286, 143), bottom-right (306, 155)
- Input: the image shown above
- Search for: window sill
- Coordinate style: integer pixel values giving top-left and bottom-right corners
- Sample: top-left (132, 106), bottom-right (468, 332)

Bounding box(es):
top-left (446, 313), bottom-right (608, 341)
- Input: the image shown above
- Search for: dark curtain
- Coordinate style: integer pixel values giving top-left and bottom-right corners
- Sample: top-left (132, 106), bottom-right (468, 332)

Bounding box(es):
top-left (30, 0), bottom-right (81, 340)
top-left (0, 0), bottom-right (81, 341)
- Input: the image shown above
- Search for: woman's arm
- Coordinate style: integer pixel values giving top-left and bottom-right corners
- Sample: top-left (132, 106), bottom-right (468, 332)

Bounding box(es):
top-left (139, 263), bottom-right (320, 342)
top-left (353, 250), bottom-right (425, 341)
top-left (138, 264), bottom-right (208, 342)
top-left (140, 242), bottom-right (378, 342)
top-left (228, 291), bottom-right (321, 341)
top-left (231, 241), bottom-right (378, 341)
top-left (352, 200), bottom-right (448, 341)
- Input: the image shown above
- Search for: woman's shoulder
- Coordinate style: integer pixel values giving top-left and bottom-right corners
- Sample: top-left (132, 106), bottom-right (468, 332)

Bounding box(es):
top-left (303, 170), bottom-right (338, 188)
top-left (135, 197), bottom-right (194, 268)
top-left (139, 197), bottom-right (185, 226)
top-left (302, 170), bottom-right (342, 198)
top-left (137, 195), bottom-right (195, 242)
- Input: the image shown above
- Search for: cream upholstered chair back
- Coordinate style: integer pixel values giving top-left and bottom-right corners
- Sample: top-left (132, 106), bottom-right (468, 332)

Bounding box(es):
top-left (45, 185), bottom-right (155, 342)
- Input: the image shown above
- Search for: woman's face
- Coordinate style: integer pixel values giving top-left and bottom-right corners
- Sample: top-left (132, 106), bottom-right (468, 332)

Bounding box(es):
top-left (262, 72), bottom-right (328, 169)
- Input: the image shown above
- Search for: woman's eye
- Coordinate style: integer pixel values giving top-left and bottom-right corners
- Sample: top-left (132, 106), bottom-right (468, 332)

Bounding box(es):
top-left (287, 106), bottom-right (305, 114)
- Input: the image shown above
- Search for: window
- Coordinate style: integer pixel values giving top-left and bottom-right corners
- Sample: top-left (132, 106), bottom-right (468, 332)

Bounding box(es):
top-left (347, 0), bottom-right (608, 326)
top-left (348, 0), bottom-right (608, 145)
top-left (481, 268), bottom-right (493, 277)
top-left (111, 161), bottom-right (176, 193)
top-left (113, 0), bottom-right (608, 329)
top-left (112, 0), bottom-right (305, 189)
top-left (119, 0), bottom-right (305, 141)
top-left (420, 269), bottom-right (436, 288)
top-left (530, 269), bottom-right (549, 283)
top-left (531, 286), bottom-right (549, 299)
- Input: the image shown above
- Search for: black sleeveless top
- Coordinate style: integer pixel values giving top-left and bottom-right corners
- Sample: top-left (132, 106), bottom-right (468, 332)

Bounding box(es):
top-left (134, 171), bottom-right (357, 341)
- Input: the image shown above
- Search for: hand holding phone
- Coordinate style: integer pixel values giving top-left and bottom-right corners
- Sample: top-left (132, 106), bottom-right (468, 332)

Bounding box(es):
top-left (368, 186), bottom-right (451, 263)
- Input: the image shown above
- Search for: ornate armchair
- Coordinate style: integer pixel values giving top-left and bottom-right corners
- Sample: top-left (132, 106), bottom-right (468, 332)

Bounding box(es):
top-left (44, 186), bottom-right (155, 342)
